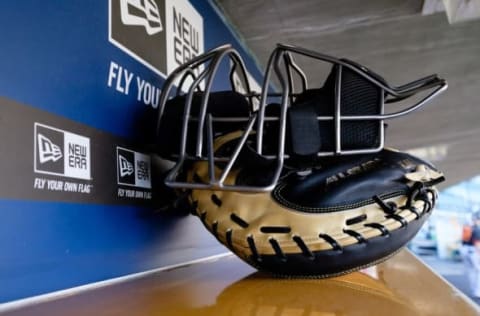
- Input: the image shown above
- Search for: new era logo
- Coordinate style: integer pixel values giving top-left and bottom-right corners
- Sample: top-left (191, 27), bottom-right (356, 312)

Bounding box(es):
top-left (37, 134), bottom-right (63, 163)
top-left (109, 0), bottom-right (204, 78)
top-left (34, 123), bottom-right (91, 180)
top-left (116, 147), bottom-right (151, 189)
top-left (120, 0), bottom-right (163, 35)
top-left (118, 154), bottom-right (134, 177)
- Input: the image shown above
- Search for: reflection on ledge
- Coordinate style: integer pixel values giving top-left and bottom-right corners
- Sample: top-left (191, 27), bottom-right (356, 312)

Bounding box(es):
top-left (187, 270), bottom-right (416, 316)
top-left (4, 250), bottom-right (480, 316)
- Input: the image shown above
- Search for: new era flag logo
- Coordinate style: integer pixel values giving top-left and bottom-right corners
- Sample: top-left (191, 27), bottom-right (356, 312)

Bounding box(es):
top-left (34, 123), bottom-right (91, 180)
top-left (37, 134), bottom-right (63, 163)
top-left (110, 0), bottom-right (204, 78)
top-left (120, 0), bottom-right (163, 35)
top-left (118, 154), bottom-right (134, 177)
top-left (116, 147), bottom-right (151, 189)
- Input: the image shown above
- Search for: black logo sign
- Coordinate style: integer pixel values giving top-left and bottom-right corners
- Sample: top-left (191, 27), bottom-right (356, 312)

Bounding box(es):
top-left (109, 0), bottom-right (204, 78)
top-left (110, 0), bottom-right (167, 75)
top-left (116, 147), bottom-right (152, 188)
top-left (117, 148), bottom-right (136, 185)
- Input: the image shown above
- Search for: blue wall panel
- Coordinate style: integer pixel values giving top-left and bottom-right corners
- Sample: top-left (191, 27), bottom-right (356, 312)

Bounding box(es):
top-left (0, 0), bottom-right (263, 302)
top-left (0, 1), bottom-right (262, 139)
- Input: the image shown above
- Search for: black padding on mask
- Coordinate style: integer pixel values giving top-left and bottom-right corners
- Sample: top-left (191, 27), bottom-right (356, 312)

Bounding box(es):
top-left (157, 91), bottom-right (250, 158)
top-left (288, 104), bottom-right (321, 156)
top-left (288, 64), bottom-right (382, 158)
top-left (340, 58), bottom-right (389, 87)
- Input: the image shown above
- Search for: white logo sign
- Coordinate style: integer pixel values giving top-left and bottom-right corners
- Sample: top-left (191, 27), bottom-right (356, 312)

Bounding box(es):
top-left (34, 123), bottom-right (92, 180)
top-left (37, 134), bottom-right (63, 163)
top-left (119, 154), bottom-right (134, 177)
top-left (120, 0), bottom-right (163, 35)
top-left (165, 0), bottom-right (204, 74)
top-left (109, 0), bottom-right (204, 78)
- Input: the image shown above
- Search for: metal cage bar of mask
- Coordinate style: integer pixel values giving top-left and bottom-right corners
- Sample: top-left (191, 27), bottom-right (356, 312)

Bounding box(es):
top-left (156, 45), bottom-right (282, 192)
top-left (255, 44), bottom-right (448, 160)
top-left (156, 44), bottom-right (447, 193)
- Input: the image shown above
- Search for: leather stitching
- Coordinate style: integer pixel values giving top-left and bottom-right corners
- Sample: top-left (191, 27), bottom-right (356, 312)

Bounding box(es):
top-left (272, 183), bottom-right (406, 213)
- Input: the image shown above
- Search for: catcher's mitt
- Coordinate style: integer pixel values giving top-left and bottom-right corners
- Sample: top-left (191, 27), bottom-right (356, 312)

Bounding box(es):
top-left (188, 141), bottom-right (444, 277)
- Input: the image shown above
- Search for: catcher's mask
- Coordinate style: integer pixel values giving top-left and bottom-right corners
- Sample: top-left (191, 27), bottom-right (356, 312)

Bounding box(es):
top-left (156, 44), bottom-right (447, 192)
